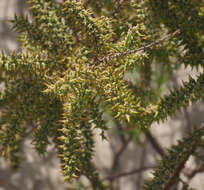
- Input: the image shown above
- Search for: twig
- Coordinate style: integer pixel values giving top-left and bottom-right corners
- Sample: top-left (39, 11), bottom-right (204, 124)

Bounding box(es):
top-left (145, 129), bottom-right (166, 158)
top-left (111, 135), bottom-right (132, 173)
top-left (116, 122), bottom-right (128, 144)
top-left (184, 167), bottom-right (204, 179)
top-left (104, 165), bottom-right (157, 181)
top-left (99, 30), bottom-right (180, 63)
top-left (136, 147), bottom-right (147, 189)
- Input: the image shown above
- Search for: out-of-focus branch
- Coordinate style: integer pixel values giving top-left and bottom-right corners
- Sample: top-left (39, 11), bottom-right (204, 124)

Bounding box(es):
top-left (111, 135), bottom-right (132, 173)
top-left (184, 167), bottom-right (204, 179)
top-left (145, 130), bottom-right (166, 158)
top-left (104, 165), bottom-right (157, 181)
top-left (136, 147), bottom-right (147, 189)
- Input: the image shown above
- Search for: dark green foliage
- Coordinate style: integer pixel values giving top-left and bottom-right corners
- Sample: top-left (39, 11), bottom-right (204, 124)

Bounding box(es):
top-left (144, 125), bottom-right (204, 190)
top-left (0, 0), bottom-right (203, 189)
top-left (148, 0), bottom-right (204, 68)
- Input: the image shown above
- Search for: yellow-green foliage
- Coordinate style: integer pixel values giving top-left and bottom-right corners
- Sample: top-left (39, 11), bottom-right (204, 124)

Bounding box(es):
top-left (0, 0), bottom-right (203, 189)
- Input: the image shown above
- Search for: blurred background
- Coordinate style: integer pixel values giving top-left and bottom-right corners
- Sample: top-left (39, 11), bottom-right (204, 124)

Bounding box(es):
top-left (0, 1), bottom-right (203, 190)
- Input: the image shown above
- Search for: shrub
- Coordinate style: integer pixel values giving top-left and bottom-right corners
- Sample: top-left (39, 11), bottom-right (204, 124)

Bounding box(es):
top-left (0, 0), bottom-right (203, 189)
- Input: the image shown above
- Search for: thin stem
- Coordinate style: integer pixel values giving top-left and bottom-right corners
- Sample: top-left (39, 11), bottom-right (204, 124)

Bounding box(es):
top-left (104, 166), bottom-right (157, 181)
top-left (111, 135), bottom-right (132, 173)
top-left (136, 147), bottom-right (147, 189)
top-left (145, 129), bottom-right (166, 158)
top-left (100, 30), bottom-right (180, 63)
top-left (185, 167), bottom-right (204, 179)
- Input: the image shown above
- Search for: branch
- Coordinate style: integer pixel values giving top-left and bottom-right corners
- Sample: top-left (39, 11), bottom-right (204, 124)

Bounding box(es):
top-left (144, 124), bottom-right (204, 190)
top-left (104, 165), bottom-right (157, 181)
top-left (99, 30), bottom-right (180, 63)
top-left (111, 135), bottom-right (132, 173)
top-left (152, 72), bottom-right (204, 123)
top-left (162, 126), bottom-right (204, 190)
top-left (184, 167), bottom-right (204, 179)
top-left (136, 147), bottom-right (147, 189)
top-left (145, 129), bottom-right (166, 158)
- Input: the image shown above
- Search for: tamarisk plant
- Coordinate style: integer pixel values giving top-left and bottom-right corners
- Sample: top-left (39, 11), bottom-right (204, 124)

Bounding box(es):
top-left (0, 0), bottom-right (203, 189)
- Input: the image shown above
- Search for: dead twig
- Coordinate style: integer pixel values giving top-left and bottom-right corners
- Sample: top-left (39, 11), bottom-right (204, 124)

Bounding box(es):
top-left (100, 30), bottom-right (180, 63)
